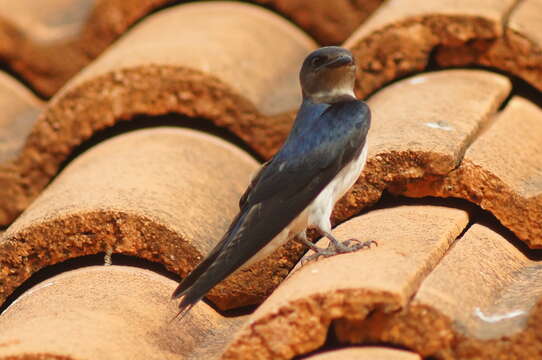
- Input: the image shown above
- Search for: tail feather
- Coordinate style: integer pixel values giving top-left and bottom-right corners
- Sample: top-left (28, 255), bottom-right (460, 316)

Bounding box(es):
top-left (169, 301), bottom-right (196, 323)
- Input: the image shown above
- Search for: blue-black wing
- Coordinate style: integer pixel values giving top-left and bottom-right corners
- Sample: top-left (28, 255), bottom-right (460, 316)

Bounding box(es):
top-left (172, 100), bottom-right (370, 311)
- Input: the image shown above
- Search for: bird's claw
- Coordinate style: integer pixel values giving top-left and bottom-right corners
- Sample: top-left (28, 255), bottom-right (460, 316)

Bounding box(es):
top-left (302, 239), bottom-right (377, 265)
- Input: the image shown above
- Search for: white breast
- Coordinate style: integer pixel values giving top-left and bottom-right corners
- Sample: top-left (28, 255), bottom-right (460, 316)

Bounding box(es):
top-left (307, 142), bottom-right (368, 231)
top-left (240, 142), bottom-right (368, 268)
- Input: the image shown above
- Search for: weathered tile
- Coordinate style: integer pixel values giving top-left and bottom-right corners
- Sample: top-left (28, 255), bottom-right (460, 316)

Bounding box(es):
top-left (335, 223), bottom-right (542, 359)
top-left (0, 72), bottom-right (42, 164)
top-left (344, 0), bottom-right (515, 97)
top-left (304, 347), bottom-right (421, 360)
top-left (0, 127), bottom-right (301, 311)
top-left (345, 0), bottom-right (542, 95)
top-left (0, 266), bottom-right (246, 359)
top-left (437, 0), bottom-right (542, 94)
top-left (253, 0), bottom-right (384, 45)
top-left (0, 72), bottom-right (42, 225)
top-left (222, 203), bottom-right (468, 359)
top-left (333, 70), bottom-right (510, 224)
top-left (395, 97), bottom-right (542, 247)
top-left (0, 1), bottom-right (316, 226)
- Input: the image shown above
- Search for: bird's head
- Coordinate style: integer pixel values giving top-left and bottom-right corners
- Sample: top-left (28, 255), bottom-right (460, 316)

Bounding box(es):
top-left (300, 46), bottom-right (357, 104)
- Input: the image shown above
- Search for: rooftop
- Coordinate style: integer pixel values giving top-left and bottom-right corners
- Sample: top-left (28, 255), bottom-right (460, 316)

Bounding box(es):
top-left (0, 0), bottom-right (541, 359)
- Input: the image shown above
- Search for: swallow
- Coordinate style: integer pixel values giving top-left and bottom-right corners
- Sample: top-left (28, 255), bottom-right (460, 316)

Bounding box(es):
top-left (172, 46), bottom-right (373, 318)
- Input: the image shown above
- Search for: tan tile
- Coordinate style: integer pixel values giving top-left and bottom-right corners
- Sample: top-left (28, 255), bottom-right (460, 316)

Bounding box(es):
top-left (335, 223), bottom-right (542, 359)
top-left (333, 69), bottom-right (510, 224)
top-left (222, 203), bottom-right (468, 359)
top-left (0, 266), bottom-right (245, 359)
top-left (253, 0), bottom-right (384, 45)
top-left (0, 0), bottom-right (94, 43)
top-left (0, 72), bottom-right (42, 226)
top-left (0, 72), bottom-right (42, 163)
top-left (344, 0), bottom-right (542, 98)
top-left (437, 0), bottom-right (542, 94)
top-left (0, 2), bottom-right (316, 226)
top-left (0, 127), bottom-right (293, 311)
top-left (344, 0), bottom-right (515, 97)
top-left (305, 347), bottom-right (421, 360)
top-left (395, 97), bottom-right (542, 247)
top-left (0, 0), bottom-right (364, 97)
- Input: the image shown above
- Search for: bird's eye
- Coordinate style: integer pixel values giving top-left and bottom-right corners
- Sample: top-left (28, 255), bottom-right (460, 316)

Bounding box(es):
top-left (311, 56), bottom-right (324, 67)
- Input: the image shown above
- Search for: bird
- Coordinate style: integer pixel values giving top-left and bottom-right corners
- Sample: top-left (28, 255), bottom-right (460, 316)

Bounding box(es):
top-left (172, 46), bottom-right (374, 319)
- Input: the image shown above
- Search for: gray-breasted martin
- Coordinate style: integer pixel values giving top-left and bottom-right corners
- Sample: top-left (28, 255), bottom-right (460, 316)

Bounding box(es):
top-left (172, 46), bottom-right (373, 318)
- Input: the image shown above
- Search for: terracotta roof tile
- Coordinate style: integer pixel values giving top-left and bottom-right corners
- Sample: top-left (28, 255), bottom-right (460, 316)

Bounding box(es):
top-left (0, 0), bottom-right (382, 97)
top-left (0, 72), bottom-right (42, 163)
top-left (344, 0), bottom-right (542, 97)
top-left (304, 347), bottom-right (421, 360)
top-left (1, 1), bottom-right (542, 358)
top-left (253, 0), bottom-right (384, 45)
top-left (395, 96), bottom-right (542, 247)
top-left (332, 69), bottom-right (510, 222)
top-left (335, 222), bottom-right (542, 359)
top-left (0, 72), bottom-right (42, 225)
top-left (222, 203), bottom-right (468, 359)
top-left (0, 1), bottom-right (316, 226)
top-left (0, 127), bottom-right (287, 311)
top-left (0, 265), bottom-right (245, 359)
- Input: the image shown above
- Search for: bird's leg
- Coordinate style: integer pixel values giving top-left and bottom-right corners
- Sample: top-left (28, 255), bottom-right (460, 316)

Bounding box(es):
top-left (320, 230), bottom-right (377, 254)
top-left (294, 232), bottom-right (323, 253)
top-left (298, 223), bottom-right (376, 264)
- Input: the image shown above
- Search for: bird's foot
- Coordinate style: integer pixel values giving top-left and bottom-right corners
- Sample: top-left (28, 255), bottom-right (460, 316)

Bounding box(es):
top-left (301, 238), bottom-right (377, 264)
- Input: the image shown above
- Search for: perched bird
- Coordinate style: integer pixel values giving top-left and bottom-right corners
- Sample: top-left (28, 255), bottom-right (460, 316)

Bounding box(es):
top-left (172, 46), bottom-right (373, 318)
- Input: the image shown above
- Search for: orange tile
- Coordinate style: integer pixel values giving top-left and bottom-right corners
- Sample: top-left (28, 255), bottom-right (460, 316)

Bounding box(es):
top-left (396, 97), bottom-right (542, 247)
top-left (0, 0), bottom-right (377, 96)
top-left (222, 203), bottom-right (468, 359)
top-left (333, 69), bottom-right (510, 224)
top-left (253, 0), bottom-right (384, 45)
top-left (0, 266), bottom-right (246, 359)
top-left (335, 223), bottom-right (542, 359)
top-left (0, 72), bottom-right (42, 163)
top-left (0, 2), bottom-right (316, 226)
top-left (0, 127), bottom-right (274, 310)
top-left (342, 0), bottom-right (542, 98)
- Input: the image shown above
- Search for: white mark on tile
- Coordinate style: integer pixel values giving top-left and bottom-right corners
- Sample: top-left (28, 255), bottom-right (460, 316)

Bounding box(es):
top-left (409, 77), bottom-right (427, 85)
top-left (310, 268), bottom-right (319, 274)
top-left (425, 121), bottom-right (454, 131)
top-left (474, 307), bottom-right (526, 323)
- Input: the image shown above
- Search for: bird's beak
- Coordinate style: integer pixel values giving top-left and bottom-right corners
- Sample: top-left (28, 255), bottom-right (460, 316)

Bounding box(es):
top-left (325, 55), bottom-right (354, 69)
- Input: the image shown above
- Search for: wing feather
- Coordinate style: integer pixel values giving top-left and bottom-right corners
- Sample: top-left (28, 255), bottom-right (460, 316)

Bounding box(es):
top-left (173, 100), bottom-right (370, 309)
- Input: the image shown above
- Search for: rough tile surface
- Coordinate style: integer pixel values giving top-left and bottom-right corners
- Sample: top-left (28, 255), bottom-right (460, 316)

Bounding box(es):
top-left (332, 69), bottom-right (510, 225)
top-left (0, 266), bottom-right (246, 359)
top-left (222, 203), bottom-right (468, 359)
top-left (1, 0), bottom-right (373, 96)
top-left (395, 97), bottom-right (542, 248)
top-left (0, 127), bottom-right (302, 311)
top-left (335, 223), bottom-right (542, 359)
top-left (254, 0), bottom-right (384, 45)
top-left (344, 0), bottom-right (542, 97)
top-left (0, 1), bottom-right (316, 226)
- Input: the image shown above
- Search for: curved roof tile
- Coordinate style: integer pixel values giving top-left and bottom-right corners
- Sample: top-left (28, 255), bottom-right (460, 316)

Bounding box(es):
top-left (335, 223), bottom-right (542, 359)
top-left (222, 203), bottom-right (469, 359)
top-left (0, 127), bottom-right (292, 311)
top-left (345, 0), bottom-right (542, 97)
top-left (0, 265), bottom-right (246, 359)
top-left (393, 96), bottom-right (542, 247)
top-left (0, 1), bottom-right (316, 226)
